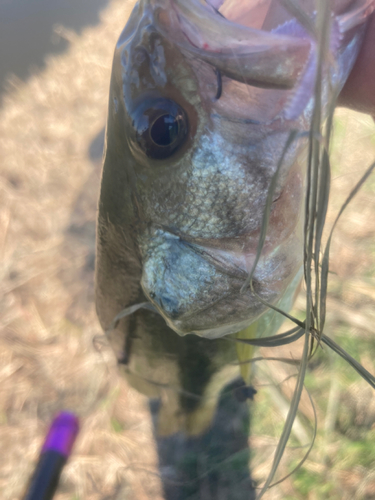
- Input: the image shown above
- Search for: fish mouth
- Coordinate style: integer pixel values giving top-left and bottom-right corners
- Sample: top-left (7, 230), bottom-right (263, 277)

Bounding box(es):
top-left (139, 227), bottom-right (298, 339)
top-left (154, 0), bottom-right (312, 90)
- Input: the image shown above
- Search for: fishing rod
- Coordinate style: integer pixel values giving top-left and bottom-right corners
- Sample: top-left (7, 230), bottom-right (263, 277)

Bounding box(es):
top-left (22, 412), bottom-right (79, 500)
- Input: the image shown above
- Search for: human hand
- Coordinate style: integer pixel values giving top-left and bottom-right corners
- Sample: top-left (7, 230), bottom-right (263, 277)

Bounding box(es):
top-left (338, 13), bottom-right (375, 117)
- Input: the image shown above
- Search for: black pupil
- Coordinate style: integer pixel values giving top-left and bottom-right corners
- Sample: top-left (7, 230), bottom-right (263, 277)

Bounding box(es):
top-left (133, 98), bottom-right (188, 160)
top-left (150, 114), bottom-right (179, 147)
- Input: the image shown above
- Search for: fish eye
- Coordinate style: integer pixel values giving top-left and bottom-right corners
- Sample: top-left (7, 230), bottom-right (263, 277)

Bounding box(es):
top-left (132, 98), bottom-right (188, 160)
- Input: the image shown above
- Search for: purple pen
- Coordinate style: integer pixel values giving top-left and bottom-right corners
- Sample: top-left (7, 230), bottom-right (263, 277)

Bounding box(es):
top-left (23, 411), bottom-right (79, 500)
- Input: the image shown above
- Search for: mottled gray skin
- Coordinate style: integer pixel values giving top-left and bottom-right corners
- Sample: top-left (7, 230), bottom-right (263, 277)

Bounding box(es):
top-left (95, 1), bottom-right (371, 496)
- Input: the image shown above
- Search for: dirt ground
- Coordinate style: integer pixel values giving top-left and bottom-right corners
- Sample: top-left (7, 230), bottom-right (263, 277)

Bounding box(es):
top-left (0, 1), bottom-right (374, 499)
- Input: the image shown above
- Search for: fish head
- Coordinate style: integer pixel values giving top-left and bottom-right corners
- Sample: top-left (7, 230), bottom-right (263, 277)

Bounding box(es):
top-left (96, 0), bottom-right (332, 339)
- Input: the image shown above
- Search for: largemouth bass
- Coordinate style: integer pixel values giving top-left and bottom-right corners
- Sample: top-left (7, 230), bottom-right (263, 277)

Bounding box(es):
top-left (95, 1), bottom-right (374, 497)
top-left (96, 0), bottom-right (374, 340)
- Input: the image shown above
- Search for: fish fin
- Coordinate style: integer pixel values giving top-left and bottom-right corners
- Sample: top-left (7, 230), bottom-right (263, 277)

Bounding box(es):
top-left (236, 322), bottom-right (258, 386)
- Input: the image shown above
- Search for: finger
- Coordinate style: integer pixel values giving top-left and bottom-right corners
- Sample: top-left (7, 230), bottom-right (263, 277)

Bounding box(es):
top-left (338, 12), bottom-right (375, 117)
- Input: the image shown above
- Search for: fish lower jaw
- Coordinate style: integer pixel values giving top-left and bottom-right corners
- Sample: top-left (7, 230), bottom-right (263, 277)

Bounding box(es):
top-left (139, 227), bottom-right (301, 338)
top-left (140, 260), bottom-right (277, 340)
top-left (142, 264), bottom-right (303, 340)
top-left (142, 282), bottom-right (269, 339)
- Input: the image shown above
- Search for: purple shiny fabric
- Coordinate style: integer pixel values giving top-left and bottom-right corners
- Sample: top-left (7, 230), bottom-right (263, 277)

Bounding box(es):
top-left (41, 412), bottom-right (79, 458)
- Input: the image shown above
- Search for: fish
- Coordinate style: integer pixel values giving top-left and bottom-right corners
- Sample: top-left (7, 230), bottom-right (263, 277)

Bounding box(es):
top-left (96, 0), bottom-right (374, 342)
top-left (94, 1), bottom-right (374, 495)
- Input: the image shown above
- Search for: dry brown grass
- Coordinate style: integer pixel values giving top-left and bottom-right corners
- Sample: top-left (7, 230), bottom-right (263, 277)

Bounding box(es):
top-left (0, 1), bottom-right (163, 499)
top-left (0, 1), bottom-right (374, 499)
